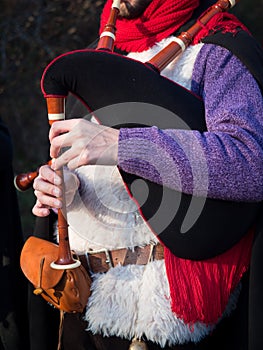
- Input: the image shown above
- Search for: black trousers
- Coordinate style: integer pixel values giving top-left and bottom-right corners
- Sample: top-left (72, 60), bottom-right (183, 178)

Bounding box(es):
top-left (62, 311), bottom-right (204, 350)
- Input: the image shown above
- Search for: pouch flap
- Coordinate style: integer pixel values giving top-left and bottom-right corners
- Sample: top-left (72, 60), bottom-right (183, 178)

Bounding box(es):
top-left (20, 236), bottom-right (65, 290)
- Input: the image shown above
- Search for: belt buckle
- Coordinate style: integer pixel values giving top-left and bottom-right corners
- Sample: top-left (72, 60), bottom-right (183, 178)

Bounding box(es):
top-left (85, 248), bottom-right (113, 272)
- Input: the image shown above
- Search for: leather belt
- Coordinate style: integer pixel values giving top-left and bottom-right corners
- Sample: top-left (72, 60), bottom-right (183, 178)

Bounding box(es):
top-left (78, 243), bottom-right (164, 274)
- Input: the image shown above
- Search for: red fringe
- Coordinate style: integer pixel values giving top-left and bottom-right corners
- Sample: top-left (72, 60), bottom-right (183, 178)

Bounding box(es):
top-left (193, 12), bottom-right (250, 45)
top-left (164, 229), bottom-right (254, 325)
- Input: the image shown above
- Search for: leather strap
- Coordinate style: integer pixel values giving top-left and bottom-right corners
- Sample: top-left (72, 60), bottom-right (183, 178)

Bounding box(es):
top-left (79, 243), bottom-right (164, 273)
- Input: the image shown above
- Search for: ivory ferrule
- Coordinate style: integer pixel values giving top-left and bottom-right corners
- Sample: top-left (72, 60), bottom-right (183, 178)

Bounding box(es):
top-left (100, 31), bottom-right (116, 40)
top-left (172, 37), bottom-right (186, 52)
top-left (48, 113), bottom-right (65, 121)
top-left (50, 260), bottom-right (81, 270)
top-left (112, 0), bottom-right (121, 9)
top-left (228, 0), bottom-right (236, 7)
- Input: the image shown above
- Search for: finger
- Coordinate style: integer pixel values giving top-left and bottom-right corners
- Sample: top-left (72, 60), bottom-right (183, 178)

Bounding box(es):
top-left (49, 133), bottom-right (70, 159)
top-left (33, 178), bottom-right (62, 198)
top-left (38, 165), bottom-right (62, 186)
top-left (49, 119), bottom-right (81, 141)
top-left (67, 156), bottom-right (88, 170)
top-left (34, 189), bottom-right (62, 209)
top-left (63, 169), bottom-right (80, 189)
top-left (49, 121), bottom-right (79, 159)
top-left (32, 200), bottom-right (51, 217)
top-left (51, 147), bottom-right (84, 170)
top-left (49, 119), bottom-right (93, 158)
top-left (64, 171), bottom-right (80, 206)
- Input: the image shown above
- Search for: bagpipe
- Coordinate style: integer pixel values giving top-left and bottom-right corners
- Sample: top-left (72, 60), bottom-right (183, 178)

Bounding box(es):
top-left (20, 0), bottom-right (262, 313)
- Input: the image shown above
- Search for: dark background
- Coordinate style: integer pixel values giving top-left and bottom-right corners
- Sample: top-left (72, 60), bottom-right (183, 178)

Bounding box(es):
top-left (0, 0), bottom-right (262, 236)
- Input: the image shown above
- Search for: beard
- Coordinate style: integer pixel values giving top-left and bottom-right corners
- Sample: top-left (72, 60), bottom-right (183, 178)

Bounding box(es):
top-left (119, 0), bottom-right (153, 19)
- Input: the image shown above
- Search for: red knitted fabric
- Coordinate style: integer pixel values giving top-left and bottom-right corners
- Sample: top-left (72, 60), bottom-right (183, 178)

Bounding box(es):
top-left (192, 11), bottom-right (249, 44)
top-left (100, 0), bottom-right (200, 52)
top-left (100, 0), bottom-right (249, 52)
top-left (164, 229), bottom-right (254, 324)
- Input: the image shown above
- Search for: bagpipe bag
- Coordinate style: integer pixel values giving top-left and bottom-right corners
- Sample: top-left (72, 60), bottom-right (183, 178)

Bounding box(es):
top-left (41, 29), bottom-right (263, 261)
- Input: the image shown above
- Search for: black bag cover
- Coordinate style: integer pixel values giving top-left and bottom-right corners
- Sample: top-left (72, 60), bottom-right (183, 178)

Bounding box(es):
top-left (41, 41), bottom-right (262, 260)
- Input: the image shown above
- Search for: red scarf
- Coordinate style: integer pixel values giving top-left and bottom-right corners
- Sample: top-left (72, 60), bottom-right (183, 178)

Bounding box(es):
top-left (100, 0), bottom-right (200, 52)
top-left (100, 0), bottom-right (253, 325)
top-left (100, 0), bottom-right (248, 52)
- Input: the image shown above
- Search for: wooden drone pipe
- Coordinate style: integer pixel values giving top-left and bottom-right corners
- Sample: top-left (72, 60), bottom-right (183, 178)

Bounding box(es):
top-left (148, 0), bottom-right (239, 71)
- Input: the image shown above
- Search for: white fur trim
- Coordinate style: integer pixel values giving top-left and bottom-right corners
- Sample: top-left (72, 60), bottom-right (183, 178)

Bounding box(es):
top-left (84, 260), bottom-right (241, 347)
top-left (66, 165), bottom-right (158, 253)
top-left (127, 37), bottom-right (203, 90)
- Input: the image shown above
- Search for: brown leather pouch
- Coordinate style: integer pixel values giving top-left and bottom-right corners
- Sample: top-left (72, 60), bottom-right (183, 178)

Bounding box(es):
top-left (20, 236), bottom-right (91, 313)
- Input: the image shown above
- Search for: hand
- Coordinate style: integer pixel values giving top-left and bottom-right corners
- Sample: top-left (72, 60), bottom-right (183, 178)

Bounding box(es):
top-left (32, 164), bottom-right (79, 217)
top-left (49, 118), bottom-right (120, 170)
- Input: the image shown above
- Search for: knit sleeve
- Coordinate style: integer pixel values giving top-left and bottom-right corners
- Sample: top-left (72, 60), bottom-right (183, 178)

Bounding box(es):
top-left (118, 44), bottom-right (263, 202)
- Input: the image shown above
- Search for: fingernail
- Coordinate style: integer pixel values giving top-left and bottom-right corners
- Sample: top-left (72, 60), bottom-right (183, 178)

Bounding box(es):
top-left (54, 175), bottom-right (62, 185)
top-left (43, 209), bottom-right (50, 216)
top-left (51, 158), bottom-right (56, 168)
top-left (51, 158), bottom-right (58, 171)
top-left (54, 188), bottom-right (61, 197)
top-left (54, 199), bottom-right (62, 208)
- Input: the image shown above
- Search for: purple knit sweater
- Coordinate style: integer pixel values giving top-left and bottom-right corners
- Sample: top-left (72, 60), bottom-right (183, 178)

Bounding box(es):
top-left (118, 43), bottom-right (263, 202)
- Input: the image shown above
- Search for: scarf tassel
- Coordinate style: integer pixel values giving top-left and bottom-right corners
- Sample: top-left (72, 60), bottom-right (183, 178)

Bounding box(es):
top-left (164, 229), bottom-right (254, 325)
